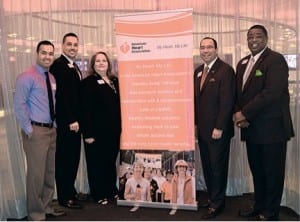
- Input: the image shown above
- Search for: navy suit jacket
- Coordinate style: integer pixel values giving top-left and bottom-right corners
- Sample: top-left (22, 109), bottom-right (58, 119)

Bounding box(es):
top-left (50, 55), bottom-right (82, 127)
top-left (194, 58), bottom-right (236, 141)
top-left (235, 47), bottom-right (294, 143)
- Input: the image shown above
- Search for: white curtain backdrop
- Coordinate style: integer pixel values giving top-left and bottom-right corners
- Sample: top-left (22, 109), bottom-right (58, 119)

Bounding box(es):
top-left (0, 0), bottom-right (299, 220)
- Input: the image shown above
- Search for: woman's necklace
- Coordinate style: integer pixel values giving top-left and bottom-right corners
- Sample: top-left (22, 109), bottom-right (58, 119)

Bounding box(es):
top-left (100, 74), bottom-right (117, 93)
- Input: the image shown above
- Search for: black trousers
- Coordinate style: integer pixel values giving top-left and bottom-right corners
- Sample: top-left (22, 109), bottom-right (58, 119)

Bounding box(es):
top-left (84, 134), bottom-right (120, 201)
top-left (246, 141), bottom-right (287, 218)
top-left (55, 125), bottom-right (82, 204)
top-left (198, 135), bottom-right (231, 209)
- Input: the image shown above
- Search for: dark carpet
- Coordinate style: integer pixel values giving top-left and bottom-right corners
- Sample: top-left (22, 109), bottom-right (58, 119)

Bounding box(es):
top-left (46, 191), bottom-right (299, 221)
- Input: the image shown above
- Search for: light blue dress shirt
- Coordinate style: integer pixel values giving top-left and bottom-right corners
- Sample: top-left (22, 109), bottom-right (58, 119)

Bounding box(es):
top-left (14, 64), bottom-right (56, 135)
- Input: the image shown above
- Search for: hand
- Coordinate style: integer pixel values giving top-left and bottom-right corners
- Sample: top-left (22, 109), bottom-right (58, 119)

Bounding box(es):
top-left (212, 128), bottom-right (222, 139)
top-left (85, 138), bottom-right (95, 144)
top-left (233, 111), bottom-right (246, 122)
top-left (69, 121), bottom-right (79, 132)
top-left (27, 132), bottom-right (33, 139)
top-left (237, 120), bottom-right (250, 128)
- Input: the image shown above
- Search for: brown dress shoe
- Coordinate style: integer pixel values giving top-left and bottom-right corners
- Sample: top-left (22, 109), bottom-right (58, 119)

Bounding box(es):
top-left (46, 209), bottom-right (66, 218)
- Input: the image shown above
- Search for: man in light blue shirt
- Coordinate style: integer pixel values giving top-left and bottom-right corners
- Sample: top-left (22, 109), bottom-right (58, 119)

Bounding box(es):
top-left (14, 40), bottom-right (65, 221)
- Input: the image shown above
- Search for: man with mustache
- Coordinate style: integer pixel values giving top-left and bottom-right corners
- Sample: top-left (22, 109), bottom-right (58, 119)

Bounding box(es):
top-left (234, 25), bottom-right (294, 220)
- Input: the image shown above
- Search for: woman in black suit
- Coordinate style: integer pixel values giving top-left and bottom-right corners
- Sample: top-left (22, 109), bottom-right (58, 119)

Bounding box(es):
top-left (81, 51), bottom-right (121, 204)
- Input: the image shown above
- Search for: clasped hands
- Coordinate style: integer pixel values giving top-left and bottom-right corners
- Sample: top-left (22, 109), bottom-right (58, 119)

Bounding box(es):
top-left (69, 121), bottom-right (80, 132)
top-left (233, 111), bottom-right (250, 128)
top-left (85, 138), bottom-right (95, 144)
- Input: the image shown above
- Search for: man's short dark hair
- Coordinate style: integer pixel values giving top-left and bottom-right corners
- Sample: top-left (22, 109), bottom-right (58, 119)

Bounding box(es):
top-left (248, 25), bottom-right (268, 37)
top-left (36, 40), bottom-right (54, 53)
top-left (201, 37), bottom-right (218, 49)
top-left (62, 32), bottom-right (78, 43)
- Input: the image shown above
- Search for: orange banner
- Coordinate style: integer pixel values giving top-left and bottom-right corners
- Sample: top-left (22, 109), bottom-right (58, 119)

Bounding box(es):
top-left (116, 9), bottom-right (194, 151)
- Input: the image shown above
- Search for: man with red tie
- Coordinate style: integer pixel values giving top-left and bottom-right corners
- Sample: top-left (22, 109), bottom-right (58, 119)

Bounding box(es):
top-left (194, 37), bottom-right (236, 219)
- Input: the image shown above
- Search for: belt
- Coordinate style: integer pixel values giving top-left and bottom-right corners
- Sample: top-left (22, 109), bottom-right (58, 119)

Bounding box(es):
top-left (31, 120), bottom-right (54, 128)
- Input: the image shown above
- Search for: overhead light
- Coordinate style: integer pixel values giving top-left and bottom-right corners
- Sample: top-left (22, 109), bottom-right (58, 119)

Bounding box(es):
top-left (26, 36), bottom-right (35, 40)
top-left (7, 33), bottom-right (17, 38)
top-left (9, 47), bottom-right (17, 52)
top-left (0, 110), bottom-right (4, 118)
top-left (25, 49), bottom-right (31, 53)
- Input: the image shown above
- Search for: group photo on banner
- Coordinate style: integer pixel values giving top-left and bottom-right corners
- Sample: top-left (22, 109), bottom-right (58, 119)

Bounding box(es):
top-left (115, 8), bottom-right (197, 211)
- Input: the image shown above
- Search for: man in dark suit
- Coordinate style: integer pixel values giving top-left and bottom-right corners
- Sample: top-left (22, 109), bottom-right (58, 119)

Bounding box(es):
top-left (234, 25), bottom-right (294, 220)
top-left (50, 33), bottom-right (83, 209)
top-left (194, 37), bottom-right (236, 219)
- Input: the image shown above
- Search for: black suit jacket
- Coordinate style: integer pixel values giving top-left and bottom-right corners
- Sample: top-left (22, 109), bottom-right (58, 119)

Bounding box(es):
top-left (235, 47), bottom-right (294, 143)
top-left (194, 58), bottom-right (236, 141)
top-left (80, 74), bottom-right (121, 140)
top-left (50, 55), bottom-right (82, 126)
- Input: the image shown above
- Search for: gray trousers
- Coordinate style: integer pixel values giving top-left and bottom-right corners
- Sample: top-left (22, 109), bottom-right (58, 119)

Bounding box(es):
top-left (22, 125), bottom-right (56, 221)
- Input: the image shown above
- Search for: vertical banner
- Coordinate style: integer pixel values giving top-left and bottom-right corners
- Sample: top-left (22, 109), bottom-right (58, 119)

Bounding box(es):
top-left (115, 9), bottom-right (197, 210)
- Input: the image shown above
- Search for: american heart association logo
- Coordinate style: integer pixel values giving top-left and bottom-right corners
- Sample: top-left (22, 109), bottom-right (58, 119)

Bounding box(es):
top-left (120, 42), bottom-right (130, 54)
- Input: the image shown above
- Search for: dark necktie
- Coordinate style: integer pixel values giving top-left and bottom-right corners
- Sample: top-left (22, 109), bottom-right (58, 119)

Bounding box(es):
top-left (73, 62), bottom-right (82, 80)
top-left (200, 66), bottom-right (209, 90)
top-left (45, 72), bottom-right (55, 121)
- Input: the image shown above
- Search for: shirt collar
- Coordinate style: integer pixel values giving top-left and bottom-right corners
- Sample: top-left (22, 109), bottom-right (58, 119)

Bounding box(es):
top-left (205, 56), bottom-right (218, 70)
top-left (35, 64), bottom-right (48, 75)
top-left (62, 53), bottom-right (75, 64)
top-left (251, 46), bottom-right (267, 62)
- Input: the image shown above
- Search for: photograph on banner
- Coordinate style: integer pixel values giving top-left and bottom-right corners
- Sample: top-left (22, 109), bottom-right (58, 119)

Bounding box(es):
top-left (118, 150), bottom-right (196, 206)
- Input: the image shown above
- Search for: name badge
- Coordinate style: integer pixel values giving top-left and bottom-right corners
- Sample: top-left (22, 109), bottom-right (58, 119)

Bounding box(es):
top-left (67, 63), bottom-right (74, 68)
top-left (97, 80), bottom-right (105, 84)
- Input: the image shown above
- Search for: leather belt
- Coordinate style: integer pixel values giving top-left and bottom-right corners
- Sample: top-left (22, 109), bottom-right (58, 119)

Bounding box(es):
top-left (31, 120), bottom-right (53, 128)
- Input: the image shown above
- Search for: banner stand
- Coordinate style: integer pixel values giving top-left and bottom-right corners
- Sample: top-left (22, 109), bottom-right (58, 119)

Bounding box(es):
top-left (117, 199), bottom-right (198, 211)
top-left (115, 8), bottom-right (196, 211)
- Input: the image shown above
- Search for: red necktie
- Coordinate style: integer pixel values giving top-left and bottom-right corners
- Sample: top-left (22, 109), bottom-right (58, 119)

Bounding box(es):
top-left (73, 62), bottom-right (82, 80)
top-left (200, 66), bottom-right (209, 90)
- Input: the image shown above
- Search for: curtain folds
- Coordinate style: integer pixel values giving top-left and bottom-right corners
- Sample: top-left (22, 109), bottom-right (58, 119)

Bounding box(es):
top-left (0, 0), bottom-right (299, 219)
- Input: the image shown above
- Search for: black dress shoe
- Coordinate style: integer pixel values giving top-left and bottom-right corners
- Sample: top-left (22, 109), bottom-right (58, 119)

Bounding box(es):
top-left (199, 200), bottom-right (210, 208)
top-left (239, 207), bottom-right (260, 218)
top-left (75, 193), bottom-right (88, 201)
top-left (61, 200), bottom-right (83, 209)
top-left (258, 214), bottom-right (279, 221)
top-left (202, 207), bottom-right (223, 219)
top-left (46, 209), bottom-right (66, 218)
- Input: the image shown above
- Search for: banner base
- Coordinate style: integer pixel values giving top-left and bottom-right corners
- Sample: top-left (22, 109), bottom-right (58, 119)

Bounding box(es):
top-left (117, 199), bottom-right (198, 211)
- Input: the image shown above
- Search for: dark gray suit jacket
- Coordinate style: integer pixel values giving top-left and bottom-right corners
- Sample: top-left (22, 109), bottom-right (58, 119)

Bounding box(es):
top-left (194, 58), bottom-right (236, 141)
top-left (235, 47), bottom-right (294, 143)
